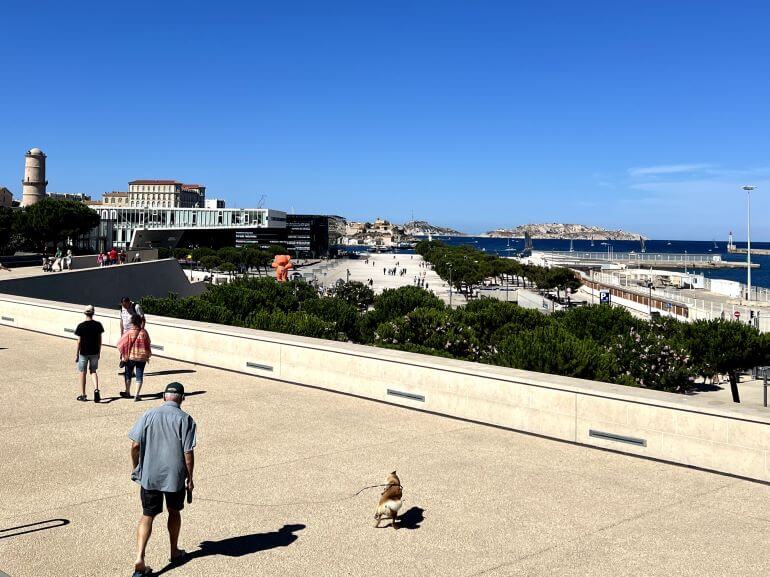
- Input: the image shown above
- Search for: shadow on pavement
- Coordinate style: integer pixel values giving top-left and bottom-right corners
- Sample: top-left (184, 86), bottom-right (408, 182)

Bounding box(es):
top-left (135, 391), bottom-right (207, 402)
top-left (0, 518), bottom-right (70, 540)
top-left (398, 507), bottom-right (424, 530)
top-left (97, 391), bottom-right (206, 404)
top-left (143, 369), bottom-right (197, 377)
top-left (153, 524), bottom-right (306, 575)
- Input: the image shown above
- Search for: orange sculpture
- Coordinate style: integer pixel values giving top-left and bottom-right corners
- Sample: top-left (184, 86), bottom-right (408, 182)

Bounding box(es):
top-left (271, 254), bottom-right (294, 282)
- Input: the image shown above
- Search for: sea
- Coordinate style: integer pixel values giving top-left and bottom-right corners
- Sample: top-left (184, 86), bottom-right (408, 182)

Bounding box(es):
top-left (350, 237), bottom-right (770, 289)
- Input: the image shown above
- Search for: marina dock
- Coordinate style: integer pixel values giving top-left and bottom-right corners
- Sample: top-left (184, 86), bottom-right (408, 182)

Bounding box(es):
top-left (531, 250), bottom-right (758, 270)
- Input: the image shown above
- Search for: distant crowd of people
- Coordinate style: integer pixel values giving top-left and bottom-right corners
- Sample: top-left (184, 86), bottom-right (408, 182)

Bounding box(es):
top-left (42, 247), bottom-right (73, 272)
top-left (97, 248), bottom-right (141, 266)
top-left (42, 247), bottom-right (143, 272)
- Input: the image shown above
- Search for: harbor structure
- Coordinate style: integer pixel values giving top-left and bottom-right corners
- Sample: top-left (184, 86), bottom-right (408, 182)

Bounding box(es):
top-left (20, 147), bottom-right (47, 207)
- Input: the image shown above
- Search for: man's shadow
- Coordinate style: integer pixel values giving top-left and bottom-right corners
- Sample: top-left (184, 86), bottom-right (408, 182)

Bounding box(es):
top-left (154, 524), bottom-right (305, 575)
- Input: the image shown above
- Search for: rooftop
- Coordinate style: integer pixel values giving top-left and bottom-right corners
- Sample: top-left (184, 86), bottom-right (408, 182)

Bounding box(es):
top-left (1, 326), bottom-right (768, 576)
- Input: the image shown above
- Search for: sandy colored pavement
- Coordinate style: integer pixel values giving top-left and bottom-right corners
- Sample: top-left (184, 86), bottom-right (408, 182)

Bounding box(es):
top-left (1, 326), bottom-right (769, 577)
top-left (303, 252), bottom-right (467, 306)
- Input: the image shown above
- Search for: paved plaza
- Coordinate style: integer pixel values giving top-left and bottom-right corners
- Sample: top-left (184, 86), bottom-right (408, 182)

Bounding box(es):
top-left (304, 252), bottom-right (467, 306)
top-left (1, 326), bottom-right (770, 576)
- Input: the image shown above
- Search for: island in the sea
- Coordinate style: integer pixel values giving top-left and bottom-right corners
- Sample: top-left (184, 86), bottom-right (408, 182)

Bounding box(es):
top-left (402, 220), bottom-right (466, 237)
top-left (484, 223), bottom-right (647, 241)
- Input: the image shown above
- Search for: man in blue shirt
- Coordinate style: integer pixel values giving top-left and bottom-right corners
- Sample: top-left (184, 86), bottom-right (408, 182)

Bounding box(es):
top-left (129, 382), bottom-right (197, 576)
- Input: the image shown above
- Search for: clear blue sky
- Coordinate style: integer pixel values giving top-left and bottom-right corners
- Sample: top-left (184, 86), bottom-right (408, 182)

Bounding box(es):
top-left (2, 0), bottom-right (769, 239)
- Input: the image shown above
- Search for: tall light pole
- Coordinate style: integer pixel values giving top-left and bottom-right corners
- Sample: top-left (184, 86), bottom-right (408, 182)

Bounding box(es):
top-left (448, 263), bottom-right (453, 307)
top-left (742, 185), bottom-right (756, 301)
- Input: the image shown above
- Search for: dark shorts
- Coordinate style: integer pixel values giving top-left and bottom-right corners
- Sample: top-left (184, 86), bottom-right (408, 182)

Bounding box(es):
top-left (140, 487), bottom-right (185, 516)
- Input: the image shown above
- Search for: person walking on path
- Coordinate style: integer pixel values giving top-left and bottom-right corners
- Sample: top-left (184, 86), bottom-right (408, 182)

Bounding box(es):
top-left (53, 246), bottom-right (63, 271)
top-left (118, 314), bottom-right (152, 400)
top-left (120, 297), bottom-right (146, 334)
top-left (129, 382), bottom-right (196, 576)
top-left (74, 305), bottom-right (104, 402)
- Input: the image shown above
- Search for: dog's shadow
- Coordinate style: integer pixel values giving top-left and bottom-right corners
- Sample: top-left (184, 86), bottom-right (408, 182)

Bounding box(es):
top-left (390, 507), bottom-right (424, 530)
top-left (153, 524), bottom-right (305, 575)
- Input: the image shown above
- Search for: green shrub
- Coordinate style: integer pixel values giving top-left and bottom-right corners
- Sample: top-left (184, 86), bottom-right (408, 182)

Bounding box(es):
top-left (375, 307), bottom-right (481, 360)
top-left (329, 281), bottom-right (375, 311)
top-left (494, 325), bottom-right (605, 380)
top-left (247, 310), bottom-right (339, 340)
top-left (301, 297), bottom-right (360, 341)
top-left (553, 305), bottom-right (643, 342)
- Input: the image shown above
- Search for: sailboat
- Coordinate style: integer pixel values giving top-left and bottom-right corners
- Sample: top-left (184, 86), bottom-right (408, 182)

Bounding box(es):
top-left (640, 236), bottom-right (646, 253)
top-left (569, 238), bottom-right (574, 252)
top-left (590, 235), bottom-right (595, 247)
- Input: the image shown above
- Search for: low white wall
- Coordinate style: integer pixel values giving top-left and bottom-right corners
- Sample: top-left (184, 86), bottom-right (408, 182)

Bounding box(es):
top-left (1, 293), bottom-right (769, 482)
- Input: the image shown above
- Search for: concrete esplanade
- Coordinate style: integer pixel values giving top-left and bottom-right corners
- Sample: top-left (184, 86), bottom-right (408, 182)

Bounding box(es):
top-left (1, 291), bottom-right (770, 575)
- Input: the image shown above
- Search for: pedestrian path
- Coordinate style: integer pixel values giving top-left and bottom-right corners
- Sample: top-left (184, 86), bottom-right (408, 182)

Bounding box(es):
top-left (0, 326), bottom-right (768, 576)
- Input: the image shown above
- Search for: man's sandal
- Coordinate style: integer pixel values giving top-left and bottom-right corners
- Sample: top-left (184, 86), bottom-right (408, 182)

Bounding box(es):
top-left (131, 567), bottom-right (152, 576)
top-left (76, 395), bottom-right (87, 401)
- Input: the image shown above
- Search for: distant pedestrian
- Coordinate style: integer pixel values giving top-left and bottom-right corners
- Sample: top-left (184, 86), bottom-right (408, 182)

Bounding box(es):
top-left (120, 250), bottom-right (127, 264)
top-left (129, 382), bottom-right (196, 576)
top-left (109, 248), bottom-right (118, 265)
top-left (64, 249), bottom-right (73, 270)
top-left (97, 253), bottom-right (104, 267)
top-left (54, 246), bottom-right (63, 271)
top-left (118, 314), bottom-right (152, 399)
top-left (74, 305), bottom-right (104, 402)
top-left (121, 297), bottom-right (146, 334)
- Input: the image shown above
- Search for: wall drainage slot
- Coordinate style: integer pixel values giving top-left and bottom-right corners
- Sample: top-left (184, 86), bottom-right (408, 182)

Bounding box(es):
top-left (150, 344), bottom-right (164, 351)
top-left (589, 429), bottom-right (646, 447)
top-left (0, 316), bottom-right (13, 322)
top-left (246, 361), bottom-right (273, 372)
top-left (387, 389), bottom-right (425, 402)
top-left (64, 328), bottom-right (75, 333)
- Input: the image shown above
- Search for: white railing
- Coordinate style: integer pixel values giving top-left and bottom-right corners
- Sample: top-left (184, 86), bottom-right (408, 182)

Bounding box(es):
top-left (585, 270), bottom-right (770, 332)
top-left (541, 251), bottom-right (718, 264)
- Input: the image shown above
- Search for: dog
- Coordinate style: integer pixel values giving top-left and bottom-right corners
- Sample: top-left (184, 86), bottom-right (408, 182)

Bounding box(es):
top-left (374, 471), bottom-right (402, 529)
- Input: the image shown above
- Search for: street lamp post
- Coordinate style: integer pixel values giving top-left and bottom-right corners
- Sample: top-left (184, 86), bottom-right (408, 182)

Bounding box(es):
top-left (648, 282), bottom-right (654, 318)
top-left (742, 185), bottom-right (756, 302)
top-left (448, 263), bottom-right (453, 307)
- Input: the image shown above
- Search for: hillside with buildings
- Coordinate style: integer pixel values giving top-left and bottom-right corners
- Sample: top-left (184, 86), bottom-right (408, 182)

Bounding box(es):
top-left (401, 220), bottom-right (466, 236)
top-left (342, 218), bottom-right (465, 247)
top-left (485, 223), bottom-right (646, 240)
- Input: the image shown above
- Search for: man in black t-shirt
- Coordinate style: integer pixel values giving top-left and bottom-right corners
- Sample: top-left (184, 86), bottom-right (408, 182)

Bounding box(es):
top-left (75, 305), bottom-right (105, 402)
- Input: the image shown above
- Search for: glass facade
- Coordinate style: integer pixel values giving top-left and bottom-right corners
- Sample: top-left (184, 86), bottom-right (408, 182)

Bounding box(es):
top-left (95, 207), bottom-right (285, 250)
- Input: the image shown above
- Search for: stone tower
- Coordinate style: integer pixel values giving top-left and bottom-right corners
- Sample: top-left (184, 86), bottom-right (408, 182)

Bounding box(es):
top-left (21, 147), bottom-right (47, 207)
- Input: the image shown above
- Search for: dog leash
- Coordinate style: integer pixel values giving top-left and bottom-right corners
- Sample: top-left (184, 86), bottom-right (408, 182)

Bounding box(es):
top-left (194, 483), bottom-right (404, 509)
top-left (351, 483), bottom-right (403, 497)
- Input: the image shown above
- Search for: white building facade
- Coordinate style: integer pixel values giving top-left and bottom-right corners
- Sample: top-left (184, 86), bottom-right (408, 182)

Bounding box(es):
top-left (95, 206), bottom-right (286, 249)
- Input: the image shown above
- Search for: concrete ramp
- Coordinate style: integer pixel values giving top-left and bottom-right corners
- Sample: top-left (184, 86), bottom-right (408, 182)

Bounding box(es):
top-left (0, 259), bottom-right (205, 308)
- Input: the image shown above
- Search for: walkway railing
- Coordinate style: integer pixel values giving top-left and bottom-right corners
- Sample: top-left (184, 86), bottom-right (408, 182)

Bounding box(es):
top-left (541, 251), bottom-right (719, 264)
top-left (584, 270), bottom-right (770, 332)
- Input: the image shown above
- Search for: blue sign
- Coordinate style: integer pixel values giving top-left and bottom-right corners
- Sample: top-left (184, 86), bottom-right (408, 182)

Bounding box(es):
top-left (599, 290), bottom-right (610, 304)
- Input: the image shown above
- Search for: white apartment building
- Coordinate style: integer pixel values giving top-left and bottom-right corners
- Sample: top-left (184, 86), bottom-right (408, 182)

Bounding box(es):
top-left (125, 180), bottom-right (206, 208)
